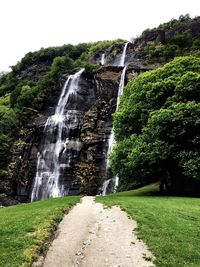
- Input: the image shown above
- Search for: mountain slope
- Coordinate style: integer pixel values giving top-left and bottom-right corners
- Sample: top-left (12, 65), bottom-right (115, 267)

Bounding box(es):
top-left (0, 15), bottom-right (199, 204)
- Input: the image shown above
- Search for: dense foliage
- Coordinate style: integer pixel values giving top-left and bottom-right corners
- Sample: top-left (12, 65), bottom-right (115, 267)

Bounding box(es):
top-left (111, 56), bottom-right (200, 193)
top-left (140, 15), bottom-right (200, 62)
top-left (0, 94), bottom-right (18, 181)
top-left (87, 39), bottom-right (125, 56)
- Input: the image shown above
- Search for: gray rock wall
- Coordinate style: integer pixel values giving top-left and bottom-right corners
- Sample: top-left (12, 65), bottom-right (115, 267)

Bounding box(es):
top-left (7, 67), bottom-right (122, 201)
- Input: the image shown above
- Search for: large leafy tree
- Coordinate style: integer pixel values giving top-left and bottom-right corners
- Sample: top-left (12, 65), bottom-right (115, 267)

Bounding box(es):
top-left (111, 56), bottom-right (200, 193)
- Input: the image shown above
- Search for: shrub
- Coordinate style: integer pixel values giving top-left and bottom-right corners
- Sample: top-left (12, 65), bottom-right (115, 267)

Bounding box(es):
top-left (0, 105), bottom-right (18, 135)
top-left (0, 134), bottom-right (11, 169)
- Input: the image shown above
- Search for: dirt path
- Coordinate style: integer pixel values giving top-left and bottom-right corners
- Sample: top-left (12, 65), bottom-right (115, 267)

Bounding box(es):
top-left (42, 197), bottom-right (154, 267)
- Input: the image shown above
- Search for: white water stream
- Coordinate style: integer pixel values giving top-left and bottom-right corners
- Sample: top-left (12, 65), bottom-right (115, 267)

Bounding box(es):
top-left (119, 42), bottom-right (129, 67)
top-left (102, 43), bottom-right (129, 195)
top-left (31, 42), bottom-right (129, 199)
top-left (31, 69), bottom-right (84, 201)
top-left (101, 53), bottom-right (105, 65)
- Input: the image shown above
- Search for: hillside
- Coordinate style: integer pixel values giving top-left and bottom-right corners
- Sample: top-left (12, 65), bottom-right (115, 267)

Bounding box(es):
top-left (0, 15), bottom-right (200, 205)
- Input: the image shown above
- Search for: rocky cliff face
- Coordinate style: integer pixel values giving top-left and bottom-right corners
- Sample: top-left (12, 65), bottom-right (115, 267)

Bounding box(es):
top-left (133, 16), bottom-right (200, 48)
top-left (16, 61), bottom-right (51, 83)
top-left (90, 42), bottom-right (159, 70)
top-left (6, 67), bottom-right (120, 202)
top-left (91, 16), bottom-right (200, 68)
top-left (4, 63), bottom-right (146, 204)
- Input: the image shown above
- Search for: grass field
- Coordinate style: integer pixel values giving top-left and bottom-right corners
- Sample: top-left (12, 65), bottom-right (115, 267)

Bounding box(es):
top-left (97, 184), bottom-right (200, 267)
top-left (0, 196), bottom-right (80, 267)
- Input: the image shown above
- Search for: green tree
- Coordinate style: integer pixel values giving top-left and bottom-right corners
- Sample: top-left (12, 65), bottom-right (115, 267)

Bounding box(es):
top-left (111, 56), bottom-right (200, 193)
top-left (16, 85), bottom-right (39, 109)
top-left (0, 134), bottom-right (11, 169)
top-left (0, 105), bottom-right (18, 135)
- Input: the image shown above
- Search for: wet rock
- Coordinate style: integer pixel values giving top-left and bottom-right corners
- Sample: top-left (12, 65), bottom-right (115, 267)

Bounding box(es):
top-left (4, 44), bottom-right (151, 202)
top-left (6, 67), bottom-right (122, 200)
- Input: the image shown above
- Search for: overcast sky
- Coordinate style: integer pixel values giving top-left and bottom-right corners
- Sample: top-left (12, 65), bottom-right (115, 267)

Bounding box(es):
top-left (0, 0), bottom-right (199, 71)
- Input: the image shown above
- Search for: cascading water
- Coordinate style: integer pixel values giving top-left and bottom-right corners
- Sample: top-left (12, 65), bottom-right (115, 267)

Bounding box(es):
top-left (101, 178), bottom-right (111, 196)
top-left (31, 69), bottom-right (84, 201)
top-left (101, 53), bottom-right (105, 65)
top-left (119, 42), bottom-right (129, 67)
top-left (116, 66), bottom-right (127, 108)
top-left (102, 43), bottom-right (129, 195)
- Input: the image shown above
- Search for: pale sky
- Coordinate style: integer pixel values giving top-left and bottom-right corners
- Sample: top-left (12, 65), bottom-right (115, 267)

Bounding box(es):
top-left (0, 0), bottom-right (199, 71)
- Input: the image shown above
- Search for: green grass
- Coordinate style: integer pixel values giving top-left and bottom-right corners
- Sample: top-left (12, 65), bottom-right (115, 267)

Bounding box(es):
top-left (0, 196), bottom-right (80, 267)
top-left (97, 183), bottom-right (200, 267)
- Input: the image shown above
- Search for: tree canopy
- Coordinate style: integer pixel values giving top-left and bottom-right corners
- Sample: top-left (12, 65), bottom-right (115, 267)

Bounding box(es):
top-left (111, 56), bottom-right (200, 193)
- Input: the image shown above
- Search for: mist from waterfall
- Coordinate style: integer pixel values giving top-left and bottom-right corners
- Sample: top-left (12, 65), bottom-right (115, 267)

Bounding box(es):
top-left (31, 69), bottom-right (84, 201)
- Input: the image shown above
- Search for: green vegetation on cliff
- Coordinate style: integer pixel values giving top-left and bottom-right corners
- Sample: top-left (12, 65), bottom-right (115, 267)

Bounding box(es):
top-left (0, 196), bottom-right (80, 267)
top-left (98, 184), bottom-right (200, 267)
top-left (111, 56), bottom-right (200, 193)
top-left (138, 15), bottom-right (200, 63)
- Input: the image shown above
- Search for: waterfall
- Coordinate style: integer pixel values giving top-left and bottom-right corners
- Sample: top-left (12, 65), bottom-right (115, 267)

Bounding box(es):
top-left (105, 66), bottom-right (127, 169)
top-left (102, 178), bottom-right (111, 196)
top-left (101, 53), bottom-right (105, 65)
top-left (119, 42), bottom-right (129, 67)
top-left (102, 43), bottom-right (129, 195)
top-left (31, 69), bottom-right (84, 201)
top-left (116, 66), bottom-right (127, 108)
